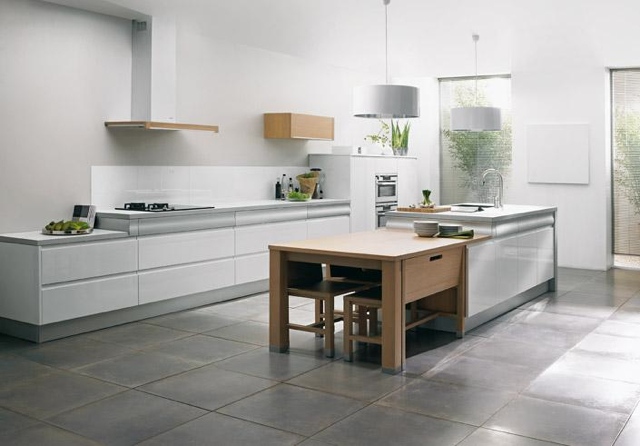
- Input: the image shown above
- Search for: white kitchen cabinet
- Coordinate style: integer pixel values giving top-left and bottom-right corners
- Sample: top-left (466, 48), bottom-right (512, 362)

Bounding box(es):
top-left (138, 228), bottom-right (234, 270)
top-left (41, 238), bottom-right (137, 285)
top-left (139, 259), bottom-right (235, 304)
top-left (495, 235), bottom-right (519, 307)
top-left (235, 220), bottom-right (307, 256)
top-left (307, 216), bottom-right (350, 239)
top-left (538, 227), bottom-right (555, 282)
top-left (518, 231), bottom-right (539, 294)
top-left (467, 240), bottom-right (496, 316)
top-left (309, 154), bottom-right (417, 233)
top-left (42, 274), bottom-right (138, 324)
top-left (235, 252), bottom-right (269, 284)
top-left (397, 157), bottom-right (420, 207)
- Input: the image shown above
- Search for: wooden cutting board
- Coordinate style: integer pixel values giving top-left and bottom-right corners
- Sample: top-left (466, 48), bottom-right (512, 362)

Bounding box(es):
top-left (396, 206), bottom-right (451, 213)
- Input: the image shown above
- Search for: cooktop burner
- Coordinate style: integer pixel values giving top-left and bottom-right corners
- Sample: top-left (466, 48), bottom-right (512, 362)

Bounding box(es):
top-left (115, 203), bottom-right (215, 212)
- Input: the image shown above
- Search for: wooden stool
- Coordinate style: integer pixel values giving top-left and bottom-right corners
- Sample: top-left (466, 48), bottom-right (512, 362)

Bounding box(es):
top-left (286, 262), bottom-right (379, 358)
top-left (343, 287), bottom-right (441, 362)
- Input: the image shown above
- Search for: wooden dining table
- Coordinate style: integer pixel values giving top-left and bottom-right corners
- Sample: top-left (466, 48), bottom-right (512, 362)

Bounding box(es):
top-left (268, 228), bottom-right (489, 374)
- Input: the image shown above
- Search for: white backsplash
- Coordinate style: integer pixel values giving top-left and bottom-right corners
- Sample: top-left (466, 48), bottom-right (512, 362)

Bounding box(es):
top-left (91, 166), bottom-right (307, 208)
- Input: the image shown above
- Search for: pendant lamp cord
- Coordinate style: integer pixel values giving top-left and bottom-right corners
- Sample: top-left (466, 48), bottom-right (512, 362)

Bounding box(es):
top-left (384, 0), bottom-right (389, 84)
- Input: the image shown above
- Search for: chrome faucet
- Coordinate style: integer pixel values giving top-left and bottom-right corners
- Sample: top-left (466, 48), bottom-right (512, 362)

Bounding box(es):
top-left (481, 168), bottom-right (504, 209)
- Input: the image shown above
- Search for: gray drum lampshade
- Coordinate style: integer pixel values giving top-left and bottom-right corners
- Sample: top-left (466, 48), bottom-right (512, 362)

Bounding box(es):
top-left (450, 106), bottom-right (501, 131)
top-left (353, 84), bottom-right (420, 119)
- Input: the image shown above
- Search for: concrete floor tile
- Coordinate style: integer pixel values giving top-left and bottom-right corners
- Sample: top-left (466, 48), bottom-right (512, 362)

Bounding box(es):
top-left (214, 347), bottom-right (330, 381)
top-left (524, 370), bottom-right (640, 414)
top-left (314, 404), bottom-right (474, 446)
top-left (142, 334), bottom-right (258, 365)
top-left (76, 350), bottom-right (200, 387)
top-left (378, 379), bottom-right (516, 426)
top-left (85, 323), bottom-right (192, 349)
top-left (0, 422), bottom-right (100, 446)
top-left (48, 390), bottom-right (207, 446)
top-left (458, 428), bottom-right (566, 446)
top-left (485, 396), bottom-right (627, 446)
top-left (0, 369), bottom-right (125, 418)
top-left (218, 383), bottom-right (365, 436)
top-left (288, 360), bottom-right (411, 402)
top-left (144, 310), bottom-right (242, 333)
top-left (137, 411), bottom-right (303, 445)
top-left (139, 364), bottom-right (277, 410)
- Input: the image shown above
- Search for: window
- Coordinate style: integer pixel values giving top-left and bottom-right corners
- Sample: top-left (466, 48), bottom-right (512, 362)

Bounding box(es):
top-left (612, 69), bottom-right (640, 262)
top-left (439, 76), bottom-right (512, 204)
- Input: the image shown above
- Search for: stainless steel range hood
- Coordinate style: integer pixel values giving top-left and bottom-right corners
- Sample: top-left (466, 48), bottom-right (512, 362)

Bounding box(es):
top-left (42, 0), bottom-right (218, 133)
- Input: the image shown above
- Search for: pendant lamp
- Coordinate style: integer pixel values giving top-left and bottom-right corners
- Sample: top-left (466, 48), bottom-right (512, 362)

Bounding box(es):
top-left (450, 34), bottom-right (501, 131)
top-left (353, 0), bottom-right (419, 119)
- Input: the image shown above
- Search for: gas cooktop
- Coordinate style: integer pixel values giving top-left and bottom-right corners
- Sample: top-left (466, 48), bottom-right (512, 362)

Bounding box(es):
top-left (115, 203), bottom-right (215, 212)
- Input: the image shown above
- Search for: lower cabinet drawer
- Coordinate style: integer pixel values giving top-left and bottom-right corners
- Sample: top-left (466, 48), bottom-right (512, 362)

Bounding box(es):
top-left (235, 252), bottom-right (269, 284)
top-left (41, 274), bottom-right (138, 324)
top-left (138, 259), bottom-right (235, 304)
top-left (41, 239), bottom-right (138, 285)
top-left (403, 248), bottom-right (463, 303)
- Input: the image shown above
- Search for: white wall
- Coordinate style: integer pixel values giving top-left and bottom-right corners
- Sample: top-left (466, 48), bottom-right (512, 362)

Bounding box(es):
top-left (4, 0), bottom-right (640, 270)
top-left (0, 0), bottom-right (380, 233)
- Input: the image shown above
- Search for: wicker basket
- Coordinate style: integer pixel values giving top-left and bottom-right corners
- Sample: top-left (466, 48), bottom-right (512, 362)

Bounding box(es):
top-left (296, 172), bottom-right (319, 195)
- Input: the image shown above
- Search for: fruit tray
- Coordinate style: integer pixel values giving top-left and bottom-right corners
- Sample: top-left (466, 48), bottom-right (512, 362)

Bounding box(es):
top-left (42, 228), bottom-right (93, 236)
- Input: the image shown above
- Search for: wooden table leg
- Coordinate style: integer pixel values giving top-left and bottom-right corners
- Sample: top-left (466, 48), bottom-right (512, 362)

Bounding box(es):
top-left (269, 249), bottom-right (289, 352)
top-left (381, 260), bottom-right (403, 374)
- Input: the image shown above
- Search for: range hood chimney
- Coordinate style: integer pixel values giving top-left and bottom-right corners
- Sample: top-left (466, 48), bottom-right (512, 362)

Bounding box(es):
top-left (41, 0), bottom-right (218, 132)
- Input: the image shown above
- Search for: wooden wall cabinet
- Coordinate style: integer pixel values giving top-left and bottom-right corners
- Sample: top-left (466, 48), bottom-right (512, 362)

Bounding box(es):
top-left (264, 113), bottom-right (334, 140)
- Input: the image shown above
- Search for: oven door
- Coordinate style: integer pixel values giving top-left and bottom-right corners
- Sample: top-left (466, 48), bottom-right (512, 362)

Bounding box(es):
top-left (376, 202), bottom-right (397, 228)
top-left (375, 174), bottom-right (398, 204)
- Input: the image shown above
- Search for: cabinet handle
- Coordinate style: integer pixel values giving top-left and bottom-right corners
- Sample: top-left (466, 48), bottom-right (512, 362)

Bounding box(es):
top-left (430, 254), bottom-right (443, 261)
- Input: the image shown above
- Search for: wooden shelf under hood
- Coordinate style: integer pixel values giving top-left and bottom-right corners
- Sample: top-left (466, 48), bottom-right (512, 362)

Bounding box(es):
top-left (104, 121), bottom-right (219, 132)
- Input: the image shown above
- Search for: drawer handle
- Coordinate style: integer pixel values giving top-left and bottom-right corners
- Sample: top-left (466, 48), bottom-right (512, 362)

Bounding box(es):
top-left (430, 254), bottom-right (443, 262)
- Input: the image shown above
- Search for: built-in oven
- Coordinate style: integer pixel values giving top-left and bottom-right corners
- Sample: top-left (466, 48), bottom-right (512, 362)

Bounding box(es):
top-left (376, 202), bottom-right (397, 228)
top-left (375, 173), bottom-right (398, 204)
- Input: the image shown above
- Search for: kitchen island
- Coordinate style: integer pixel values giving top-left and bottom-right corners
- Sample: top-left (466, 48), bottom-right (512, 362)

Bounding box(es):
top-left (0, 199), bottom-right (350, 342)
top-left (386, 205), bottom-right (557, 331)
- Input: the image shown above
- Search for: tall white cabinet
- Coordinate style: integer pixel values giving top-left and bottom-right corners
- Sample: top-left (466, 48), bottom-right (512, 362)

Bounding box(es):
top-left (309, 154), bottom-right (419, 232)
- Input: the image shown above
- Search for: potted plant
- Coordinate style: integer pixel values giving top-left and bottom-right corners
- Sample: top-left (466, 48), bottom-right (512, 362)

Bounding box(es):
top-left (364, 120), bottom-right (411, 156)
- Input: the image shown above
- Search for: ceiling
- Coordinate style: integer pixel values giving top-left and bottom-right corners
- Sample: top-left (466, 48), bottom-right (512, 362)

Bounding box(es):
top-left (60, 0), bottom-right (517, 80)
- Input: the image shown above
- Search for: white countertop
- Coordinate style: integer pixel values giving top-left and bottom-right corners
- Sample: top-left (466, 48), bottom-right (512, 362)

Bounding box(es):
top-left (0, 229), bottom-right (130, 246)
top-left (388, 204), bottom-right (557, 223)
top-left (96, 198), bottom-right (350, 219)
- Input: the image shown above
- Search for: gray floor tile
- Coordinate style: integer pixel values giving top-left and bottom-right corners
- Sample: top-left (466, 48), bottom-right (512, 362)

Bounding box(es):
top-left (610, 309), bottom-right (640, 324)
top-left (524, 369), bottom-right (640, 414)
top-left (76, 350), bottom-right (200, 387)
top-left (553, 289), bottom-right (630, 307)
top-left (513, 310), bottom-right (602, 333)
top-left (48, 390), bottom-right (207, 446)
top-left (218, 383), bottom-right (365, 436)
top-left (0, 335), bottom-right (35, 354)
top-left (425, 355), bottom-right (540, 392)
top-left (205, 320), bottom-right (269, 346)
top-left (214, 347), bottom-right (330, 381)
top-left (138, 411), bottom-right (304, 445)
top-left (458, 428), bottom-right (565, 446)
top-left (461, 337), bottom-right (567, 372)
top-left (547, 350), bottom-right (640, 384)
top-left (85, 322), bottom-right (192, 349)
top-left (0, 369), bottom-right (124, 418)
top-left (288, 360), bottom-right (411, 402)
top-left (573, 332), bottom-right (640, 360)
top-left (139, 363), bottom-right (277, 410)
top-left (596, 319), bottom-right (640, 338)
top-left (489, 321), bottom-right (587, 349)
top-left (203, 294), bottom-right (271, 319)
top-left (378, 379), bottom-right (516, 426)
top-left (0, 355), bottom-right (56, 385)
top-left (485, 396), bottom-right (627, 446)
top-left (615, 405), bottom-right (640, 446)
top-left (523, 294), bottom-right (618, 319)
top-left (402, 333), bottom-right (487, 376)
top-left (144, 309), bottom-right (242, 333)
top-left (142, 334), bottom-right (258, 365)
top-left (17, 336), bottom-right (134, 370)
top-left (313, 404), bottom-right (475, 446)
top-left (0, 407), bottom-right (39, 434)
top-left (0, 422), bottom-right (101, 446)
